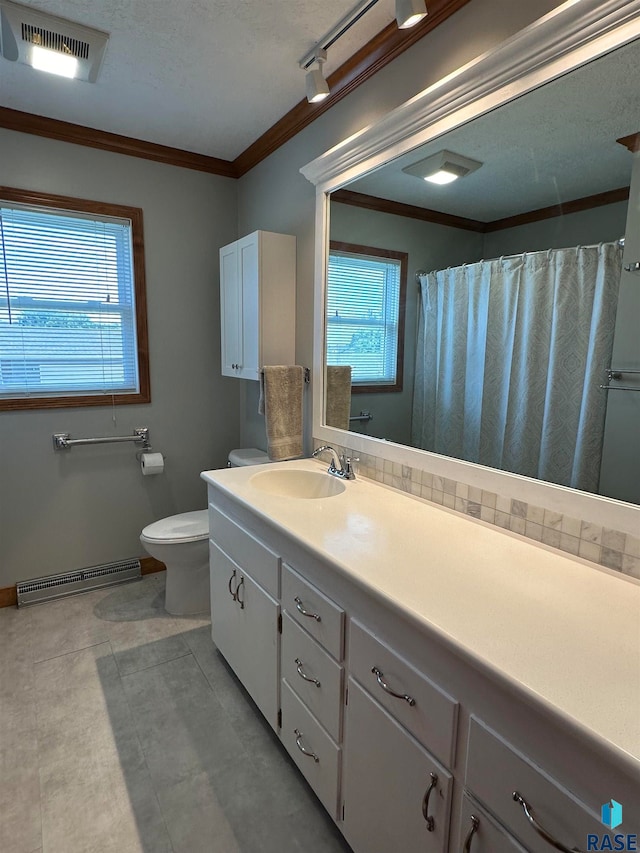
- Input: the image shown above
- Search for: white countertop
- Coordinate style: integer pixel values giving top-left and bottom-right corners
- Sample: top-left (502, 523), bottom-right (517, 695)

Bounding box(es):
top-left (201, 459), bottom-right (640, 773)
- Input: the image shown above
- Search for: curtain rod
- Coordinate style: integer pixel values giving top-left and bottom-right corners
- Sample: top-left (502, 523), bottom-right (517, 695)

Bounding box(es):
top-left (415, 238), bottom-right (625, 283)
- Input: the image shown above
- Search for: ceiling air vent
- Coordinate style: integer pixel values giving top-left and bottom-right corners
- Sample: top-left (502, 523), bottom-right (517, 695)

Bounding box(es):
top-left (0, 0), bottom-right (109, 82)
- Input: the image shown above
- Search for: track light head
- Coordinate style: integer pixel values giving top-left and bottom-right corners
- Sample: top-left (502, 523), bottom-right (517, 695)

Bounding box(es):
top-left (304, 49), bottom-right (329, 104)
top-left (395, 0), bottom-right (428, 29)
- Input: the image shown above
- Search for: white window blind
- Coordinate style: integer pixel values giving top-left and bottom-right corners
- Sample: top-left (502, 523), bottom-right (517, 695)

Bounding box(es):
top-left (0, 203), bottom-right (139, 400)
top-left (327, 250), bottom-right (401, 384)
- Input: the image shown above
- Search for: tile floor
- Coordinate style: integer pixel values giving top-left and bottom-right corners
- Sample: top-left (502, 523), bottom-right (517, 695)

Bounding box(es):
top-left (0, 572), bottom-right (353, 853)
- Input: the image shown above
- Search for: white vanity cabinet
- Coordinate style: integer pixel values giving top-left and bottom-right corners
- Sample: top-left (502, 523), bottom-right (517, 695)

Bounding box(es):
top-left (203, 464), bottom-right (640, 853)
top-left (219, 230), bottom-right (296, 379)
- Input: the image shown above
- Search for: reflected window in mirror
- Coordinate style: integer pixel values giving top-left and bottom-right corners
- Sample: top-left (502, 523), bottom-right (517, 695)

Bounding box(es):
top-left (327, 241), bottom-right (407, 394)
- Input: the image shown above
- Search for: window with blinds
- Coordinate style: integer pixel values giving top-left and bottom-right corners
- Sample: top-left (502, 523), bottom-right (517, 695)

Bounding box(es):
top-left (0, 189), bottom-right (149, 410)
top-left (327, 242), bottom-right (407, 392)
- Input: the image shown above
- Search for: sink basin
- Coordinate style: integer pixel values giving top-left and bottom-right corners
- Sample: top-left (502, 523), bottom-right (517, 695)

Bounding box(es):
top-left (250, 468), bottom-right (346, 499)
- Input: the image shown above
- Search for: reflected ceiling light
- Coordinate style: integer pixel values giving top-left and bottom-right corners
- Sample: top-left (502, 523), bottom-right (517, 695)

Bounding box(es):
top-left (402, 150), bottom-right (483, 184)
top-left (0, 0), bottom-right (109, 82)
top-left (304, 49), bottom-right (330, 104)
top-left (395, 0), bottom-right (428, 29)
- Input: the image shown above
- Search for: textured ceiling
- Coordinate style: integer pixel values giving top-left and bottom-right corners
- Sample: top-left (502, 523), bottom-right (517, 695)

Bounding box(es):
top-left (0, 0), bottom-right (396, 160)
top-left (346, 39), bottom-right (640, 220)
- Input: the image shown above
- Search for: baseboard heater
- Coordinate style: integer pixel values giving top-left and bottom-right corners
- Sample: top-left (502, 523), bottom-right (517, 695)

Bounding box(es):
top-left (16, 558), bottom-right (142, 607)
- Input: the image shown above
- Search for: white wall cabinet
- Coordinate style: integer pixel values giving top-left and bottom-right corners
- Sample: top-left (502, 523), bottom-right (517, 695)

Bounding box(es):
top-left (219, 230), bottom-right (296, 379)
top-left (205, 483), bottom-right (639, 853)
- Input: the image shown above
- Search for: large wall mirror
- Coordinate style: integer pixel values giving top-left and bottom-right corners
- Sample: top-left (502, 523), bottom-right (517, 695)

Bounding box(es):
top-left (303, 0), bottom-right (640, 532)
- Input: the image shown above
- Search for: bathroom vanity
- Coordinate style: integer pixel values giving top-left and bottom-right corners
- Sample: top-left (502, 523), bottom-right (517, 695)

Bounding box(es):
top-left (201, 460), bottom-right (639, 853)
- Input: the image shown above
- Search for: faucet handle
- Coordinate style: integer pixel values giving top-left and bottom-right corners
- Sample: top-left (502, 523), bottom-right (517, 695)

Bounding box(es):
top-left (341, 455), bottom-right (359, 479)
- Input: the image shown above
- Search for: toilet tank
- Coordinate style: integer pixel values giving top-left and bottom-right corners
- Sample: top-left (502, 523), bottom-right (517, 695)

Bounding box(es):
top-left (228, 448), bottom-right (271, 467)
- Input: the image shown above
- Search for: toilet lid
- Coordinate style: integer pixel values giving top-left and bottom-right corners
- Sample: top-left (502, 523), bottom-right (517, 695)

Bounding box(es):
top-left (141, 510), bottom-right (208, 543)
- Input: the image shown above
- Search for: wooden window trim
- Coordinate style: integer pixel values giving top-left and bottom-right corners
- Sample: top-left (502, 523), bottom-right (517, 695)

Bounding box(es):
top-left (0, 187), bottom-right (150, 411)
top-left (329, 240), bottom-right (407, 394)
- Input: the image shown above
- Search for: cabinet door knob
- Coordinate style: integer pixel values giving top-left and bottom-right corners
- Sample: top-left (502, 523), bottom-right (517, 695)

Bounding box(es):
top-left (462, 815), bottom-right (480, 852)
top-left (371, 666), bottom-right (416, 706)
top-left (421, 772), bottom-right (438, 831)
top-left (294, 728), bottom-right (319, 763)
top-left (513, 792), bottom-right (583, 852)
top-left (295, 658), bottom-right (321, 687)
top-left (294, 596), bottom-right (322, 622)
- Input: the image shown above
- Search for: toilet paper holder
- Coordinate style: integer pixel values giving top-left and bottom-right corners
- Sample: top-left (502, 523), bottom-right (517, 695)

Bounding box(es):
top-left (52, 427), bottom-right (151, 452)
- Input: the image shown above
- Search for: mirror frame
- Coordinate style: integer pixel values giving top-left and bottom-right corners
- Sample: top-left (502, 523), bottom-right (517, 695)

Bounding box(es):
top-left (301, 0), bottom-right (640, 535)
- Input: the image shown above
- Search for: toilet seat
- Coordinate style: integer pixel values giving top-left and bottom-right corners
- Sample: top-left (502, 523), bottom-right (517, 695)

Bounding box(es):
top-left (141, 510), bottom-right (209, 544)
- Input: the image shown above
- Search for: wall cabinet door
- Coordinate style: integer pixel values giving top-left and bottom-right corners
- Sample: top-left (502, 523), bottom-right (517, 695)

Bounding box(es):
top-left (219, 242), bottom-right (242, 376)
top-left (209, 541), bottom-right (280, 729)
top-left (342, 678), bottom-right (452, 853)
top-left (219, 230), bottom-right (295, 380)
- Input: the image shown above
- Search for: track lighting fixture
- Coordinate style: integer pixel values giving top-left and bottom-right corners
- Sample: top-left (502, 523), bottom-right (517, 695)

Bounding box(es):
top-left (300, 0), bottom-right (428, 104)
top-left (305, 49), bottom-right (330, 104)
top-left (395, 0), bottom-right (428, 29)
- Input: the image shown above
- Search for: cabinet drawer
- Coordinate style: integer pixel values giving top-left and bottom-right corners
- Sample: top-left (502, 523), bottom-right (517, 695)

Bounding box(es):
top-left (348, 619), bottom-right (458, 768)
top-left (459, 793), bottom-right (527, 853)
top-left (281, 613), bottom-right (343, 742)
top-left (209, 504), bottom-right (279, 598)
top-left (342, 678), bottom-right (452, 853)
top-left (466, 717), bottom-right (605, 853)
top-left (281, 564), bottom-right (344, 660)
top-left (280, 680), bottom-right (341, 819)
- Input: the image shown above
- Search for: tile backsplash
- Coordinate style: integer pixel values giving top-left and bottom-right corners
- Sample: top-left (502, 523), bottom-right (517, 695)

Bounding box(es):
top-left (314, 440), bottom-right (640, 580)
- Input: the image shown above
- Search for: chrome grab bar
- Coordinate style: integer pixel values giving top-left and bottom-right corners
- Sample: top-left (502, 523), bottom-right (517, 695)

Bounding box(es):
top-left (53, 427), bottom-right (151, 451)
top-left (371, 666), bottom-right (416, 706)
top-left (600, 368), bottom-right (640, 391)
top-left (513, 792), bottom-right (584, 852)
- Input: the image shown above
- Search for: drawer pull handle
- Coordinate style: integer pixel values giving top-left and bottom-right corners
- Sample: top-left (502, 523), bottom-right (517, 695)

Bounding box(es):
top-left (227, 569), bottom-right (238, 600)
top-left (295, 658), bottom-right (321, 687)
top-left (513, 792), bottom-right (584, 853)
top-left (294, 596), bottom-right (321, 622)
top-left (294, 729), bottom-right (319, 763)
top-left (462, 815), bottom-right (480, 852)
top-left (421, 772), bottom-right (438, 831)
top-left (371, 666), bottom-right (416, 706)
top-left (236, 576), bottom-right (245, 609)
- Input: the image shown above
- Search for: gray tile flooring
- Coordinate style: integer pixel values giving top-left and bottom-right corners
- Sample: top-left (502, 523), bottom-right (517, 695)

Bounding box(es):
top-left (0, 573), bottom-right (352, 853)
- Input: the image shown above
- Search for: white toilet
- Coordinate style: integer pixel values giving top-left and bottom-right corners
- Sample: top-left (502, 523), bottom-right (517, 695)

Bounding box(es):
top-left (140, 448), bottom-right (270, 615)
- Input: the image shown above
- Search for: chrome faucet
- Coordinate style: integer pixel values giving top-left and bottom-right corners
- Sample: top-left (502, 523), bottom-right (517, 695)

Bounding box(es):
top-left (312, 445), bottom-right (358, 480)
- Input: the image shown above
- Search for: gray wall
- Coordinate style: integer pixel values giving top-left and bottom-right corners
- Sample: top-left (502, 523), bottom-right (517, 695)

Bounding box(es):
top-left (0, 130), bottom-right (240, 587)
top-left (236, 0), bottom-right (564, 451)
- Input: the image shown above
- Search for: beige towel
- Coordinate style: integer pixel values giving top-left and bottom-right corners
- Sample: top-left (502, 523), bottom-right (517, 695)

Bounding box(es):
top-left (259, 365), bottom-right (304, 460)
top-left (325, 365), bottom-right (352, 430)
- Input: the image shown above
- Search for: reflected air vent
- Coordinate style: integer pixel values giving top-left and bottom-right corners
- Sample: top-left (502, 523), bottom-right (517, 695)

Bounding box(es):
top-left (21, 23), bottom-right (90, 60)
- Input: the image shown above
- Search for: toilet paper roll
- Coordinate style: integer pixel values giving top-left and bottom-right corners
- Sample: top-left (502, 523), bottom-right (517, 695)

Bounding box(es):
top-left (141, 452), bottom-right (164, 476)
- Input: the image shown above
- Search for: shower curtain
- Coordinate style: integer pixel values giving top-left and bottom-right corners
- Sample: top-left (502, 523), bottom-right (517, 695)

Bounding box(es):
top-left (412, 242), bottom-right (623, 492)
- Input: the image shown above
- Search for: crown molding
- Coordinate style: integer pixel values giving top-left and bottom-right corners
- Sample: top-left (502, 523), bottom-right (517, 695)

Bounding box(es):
top-left (0, 106), bottom-right (238, 177)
